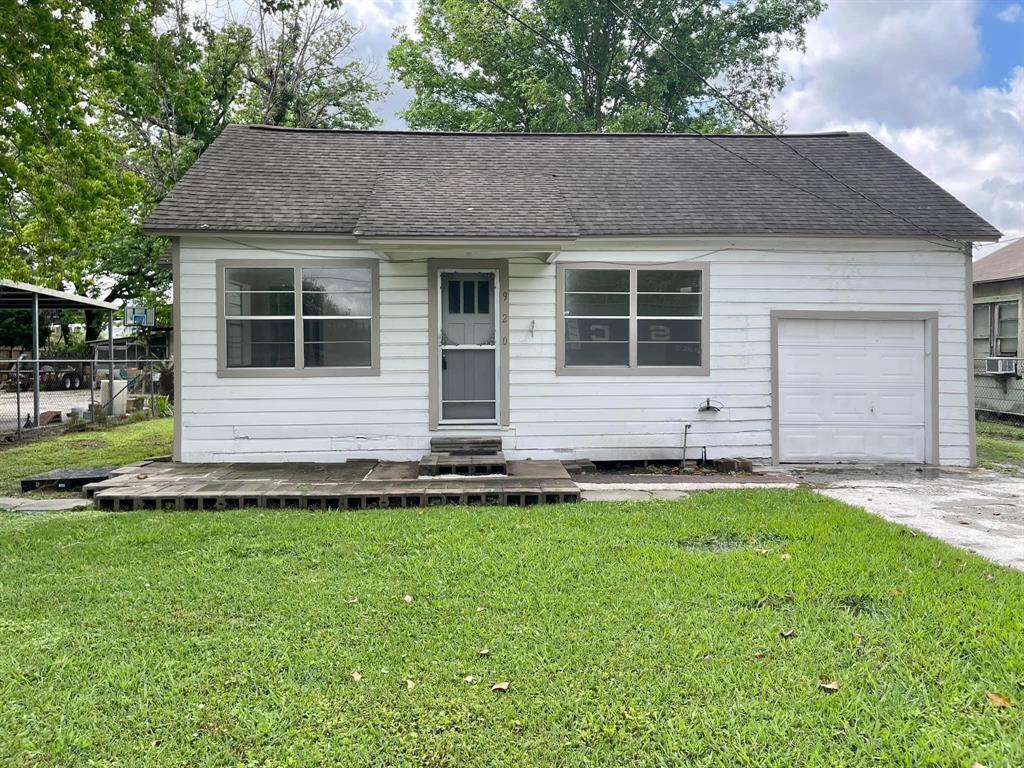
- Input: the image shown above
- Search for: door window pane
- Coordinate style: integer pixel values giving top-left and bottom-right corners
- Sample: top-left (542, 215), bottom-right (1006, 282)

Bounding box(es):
top-left (448, 279), bottom-right (461, 314)
top-left (478, 280), bottom-right (490, 314)
top-left (226, 319), bottom-right (295, 368)
top-left (463, 280), bottom-right (476, 314)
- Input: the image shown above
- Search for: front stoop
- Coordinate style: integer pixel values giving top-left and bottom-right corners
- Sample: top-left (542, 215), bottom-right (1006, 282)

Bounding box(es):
top-left (419, 437), bottom-right (507, 476)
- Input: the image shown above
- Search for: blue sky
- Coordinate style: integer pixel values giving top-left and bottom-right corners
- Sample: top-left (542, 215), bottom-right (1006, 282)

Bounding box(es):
top-left (338, 0), bottom-right (1024, 241)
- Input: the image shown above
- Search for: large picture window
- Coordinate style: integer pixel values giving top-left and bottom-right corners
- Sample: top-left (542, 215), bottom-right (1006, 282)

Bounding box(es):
top-left (558, 264), bottom-right (708, 375)
top-left (219, 260), bottom-right (379, 376)
top-left (974, 300), bottom-right (1019, 357)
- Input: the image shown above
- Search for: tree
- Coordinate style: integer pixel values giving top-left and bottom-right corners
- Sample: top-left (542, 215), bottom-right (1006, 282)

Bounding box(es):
top-left (2, 0), bottom-right (384, 345)
top-left (237, 0), bottom-right (384, 129)
top-left (388, 0), bottom-right (825, 133)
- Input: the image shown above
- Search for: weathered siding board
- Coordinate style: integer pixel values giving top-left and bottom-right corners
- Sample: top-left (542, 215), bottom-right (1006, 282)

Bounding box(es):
top-left (178, 236), bottom-right (972, 465)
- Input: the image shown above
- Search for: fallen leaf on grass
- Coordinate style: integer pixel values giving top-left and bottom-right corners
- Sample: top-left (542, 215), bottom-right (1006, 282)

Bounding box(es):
top-left (753, 652), bottom-right (765, 660)
top-left (405, 678), bottom-right (416, 690)
top-left (351, 671), bottom-right (363, 682)
top-left (852, 633), bottom-right (864, 645)
top-left (984, 573), bottom-right (994, 581)
top-left (476, 606), bottom-right (487, 613)
top-left (757, 549), bottom-right (770, 557)
top-left (780, 628), bottom-right (796, 639)
top-left (478, 648), bottom-right (490, 657)
top-left (971, 762), bottom-right (987, 768)
top-left (403, 595), bottom-right (414, 603)
top-left (491, 681), bottom-right (510, 692)
top-left (779, 553), bottom-right (792, 561)
top-left (818, 680), bottom-right (841, 693)
top-left (986, 692), bottom-right (1012, 708)
top-left (464, 675), bottom-right (477, 684)
top-left (346, 597), bottom-right (359, 604)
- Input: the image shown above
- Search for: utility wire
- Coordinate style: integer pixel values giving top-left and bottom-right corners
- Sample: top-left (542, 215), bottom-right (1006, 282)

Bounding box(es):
top-left (480, 0), bottom-right (960, 252)
top-left (607, 0), bottom-right (962, 247)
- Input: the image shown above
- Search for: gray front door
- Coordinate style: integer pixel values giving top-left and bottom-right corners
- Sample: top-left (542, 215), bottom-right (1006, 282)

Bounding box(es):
top-left (440, 272), bottom-right (496, 422)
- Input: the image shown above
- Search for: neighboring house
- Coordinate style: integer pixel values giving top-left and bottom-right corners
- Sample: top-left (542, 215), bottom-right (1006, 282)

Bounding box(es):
top-left (145, 126), bottom-right (999, 467)
top-left (972, 239), bottom-right (1024, 418)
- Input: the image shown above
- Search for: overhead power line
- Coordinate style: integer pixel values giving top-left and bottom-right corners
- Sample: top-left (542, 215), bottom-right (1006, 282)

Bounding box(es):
top-left (480, 0), bottom-right (960, 250)
top-left (606, 0), bottom-right (960, 246)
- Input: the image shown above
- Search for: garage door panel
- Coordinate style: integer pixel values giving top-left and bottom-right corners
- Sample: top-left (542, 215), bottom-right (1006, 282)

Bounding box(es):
top-left (780, 426), bottom-right (926, 463)
top-left (780, 388), bottom-right (925, 424)
top-left (778, 318), bottom-right (929, 463)
top-left (780, 347), bottom-right (925, 386)
top-left (778, 318), bottom-right (925, 346)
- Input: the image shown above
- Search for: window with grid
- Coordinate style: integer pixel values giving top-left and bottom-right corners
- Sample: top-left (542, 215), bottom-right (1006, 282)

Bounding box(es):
top-left (974, 300), bottom-right (1019, 357)
top-left (222, 263), bottom-right (376, 371)
top-left (561, 265), bottom-right (705, 371)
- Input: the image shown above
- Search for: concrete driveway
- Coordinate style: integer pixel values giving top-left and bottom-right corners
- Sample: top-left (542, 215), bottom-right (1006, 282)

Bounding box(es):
top-left (790, 465), bottom-right (1024, 571)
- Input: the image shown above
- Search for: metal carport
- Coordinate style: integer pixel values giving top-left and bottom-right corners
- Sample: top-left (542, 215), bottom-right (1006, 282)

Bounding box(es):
top-left (0, 279), bottom-right (119, 429)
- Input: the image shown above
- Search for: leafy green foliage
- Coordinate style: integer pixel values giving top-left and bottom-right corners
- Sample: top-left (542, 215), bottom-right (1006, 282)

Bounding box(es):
top-left (1, 0), bottom-right (384, 334)
top-left (0, 489), bottom-right (1021, 765)
top-left (389, 0), bottom-right (825, 132)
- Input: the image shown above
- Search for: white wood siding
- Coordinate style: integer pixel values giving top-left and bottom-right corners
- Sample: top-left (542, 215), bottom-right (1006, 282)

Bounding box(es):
top-left (177, 236), bottom-right (972, 466)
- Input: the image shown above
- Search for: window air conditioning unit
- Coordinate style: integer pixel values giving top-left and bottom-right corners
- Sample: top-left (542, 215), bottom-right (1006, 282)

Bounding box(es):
top-left (986, 357), bottom-right (1018, 375)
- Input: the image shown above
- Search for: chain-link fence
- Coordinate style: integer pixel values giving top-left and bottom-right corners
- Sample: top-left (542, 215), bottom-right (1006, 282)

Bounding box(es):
top-left (974, 357), bottom-right (1024, 422)
top-left (0, 358), bottom-right (173, 440)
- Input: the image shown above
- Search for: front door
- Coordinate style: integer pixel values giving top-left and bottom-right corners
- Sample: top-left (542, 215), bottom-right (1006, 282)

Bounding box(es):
top-left (440, 271), bottom-right (497, 422)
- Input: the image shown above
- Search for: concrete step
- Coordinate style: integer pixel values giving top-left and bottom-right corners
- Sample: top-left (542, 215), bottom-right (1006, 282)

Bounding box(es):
top-left (429, 436), bottom-right (503, 456)
top-left (419, 451), bottom-right (507, 477)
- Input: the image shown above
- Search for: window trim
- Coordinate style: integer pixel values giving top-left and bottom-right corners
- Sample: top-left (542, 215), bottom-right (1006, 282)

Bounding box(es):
top-left (555, 261), bottom-right (710, 376)
top-left (215, 258), bottom-right (380, 378)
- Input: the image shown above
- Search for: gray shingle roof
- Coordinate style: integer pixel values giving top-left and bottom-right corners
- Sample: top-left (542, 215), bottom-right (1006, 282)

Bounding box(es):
top-left (974, 239), bottom-right (1024, 284)
top-left (144, 125), bottom-right (1000, 240)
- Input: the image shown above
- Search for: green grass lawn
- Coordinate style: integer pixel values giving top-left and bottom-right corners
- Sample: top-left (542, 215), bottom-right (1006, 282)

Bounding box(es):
top-left (977, 419), bottom-right (1024, 471)
top-left (1, 492), bottom-right (1021, 766)
top-left (0, 418), bottom-right (173, 495)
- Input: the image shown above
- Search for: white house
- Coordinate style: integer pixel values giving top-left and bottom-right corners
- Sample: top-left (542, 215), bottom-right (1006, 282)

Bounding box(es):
top-left (146, 126), bottom-right (1000, 467)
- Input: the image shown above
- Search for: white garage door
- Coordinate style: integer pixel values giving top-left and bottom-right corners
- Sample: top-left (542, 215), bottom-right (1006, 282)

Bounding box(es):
top-left (777, 318), bottom-right (929, 463)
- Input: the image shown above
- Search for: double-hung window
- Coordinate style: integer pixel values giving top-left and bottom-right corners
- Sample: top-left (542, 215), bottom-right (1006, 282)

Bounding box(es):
top-left (558, 264), bottom-right (708, 374)
top-left (974, 300), bottom-right (1019, 358)
top-left (219, 260), bottom-right (379, 375)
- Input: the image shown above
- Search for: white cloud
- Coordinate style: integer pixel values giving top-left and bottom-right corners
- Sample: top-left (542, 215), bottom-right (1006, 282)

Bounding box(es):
top-left (997, 3), bottom-right (1023, 22)
top-left (775, 0), bottom-right (1024, 241)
